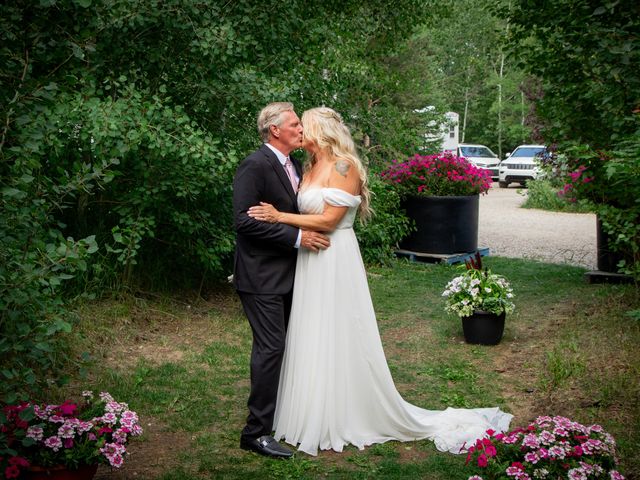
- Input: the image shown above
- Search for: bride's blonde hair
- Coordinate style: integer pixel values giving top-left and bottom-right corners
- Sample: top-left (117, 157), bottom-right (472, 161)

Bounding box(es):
top-left (301, 107), bottom-right (372, 220)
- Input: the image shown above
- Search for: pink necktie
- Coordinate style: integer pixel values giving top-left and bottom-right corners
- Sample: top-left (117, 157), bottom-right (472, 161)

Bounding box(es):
top-left (284, 158), bottom-right (299, 192)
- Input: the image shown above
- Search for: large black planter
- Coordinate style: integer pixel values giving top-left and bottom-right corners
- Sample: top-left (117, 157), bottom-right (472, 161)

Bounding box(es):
top-left (461, 310), bottom-right (505, 345)
top-left (400, 195), bottom-right (479, 254)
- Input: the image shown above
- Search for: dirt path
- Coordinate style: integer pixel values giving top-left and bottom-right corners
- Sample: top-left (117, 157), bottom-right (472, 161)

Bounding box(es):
top-left (479, 183), bottom-right (597, 269)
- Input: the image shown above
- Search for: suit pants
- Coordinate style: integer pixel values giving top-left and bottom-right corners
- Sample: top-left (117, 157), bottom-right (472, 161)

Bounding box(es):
top-left (238, 290), bottom-right (292, 440)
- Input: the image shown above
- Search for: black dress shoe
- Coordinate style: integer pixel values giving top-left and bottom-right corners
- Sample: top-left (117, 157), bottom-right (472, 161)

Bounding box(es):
top-left (240, 435), bottom-right (294, 458)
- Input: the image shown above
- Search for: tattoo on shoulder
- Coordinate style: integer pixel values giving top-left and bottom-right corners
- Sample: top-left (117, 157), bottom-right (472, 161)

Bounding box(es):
top-left (335, 160), bottom-right (351, 177)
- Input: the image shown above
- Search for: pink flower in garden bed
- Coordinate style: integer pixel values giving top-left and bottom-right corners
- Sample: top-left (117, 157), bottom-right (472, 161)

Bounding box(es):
top-left (381, 152), bottom-right (492, 198)
top-left (464, 415), bottom-right (625, 480)
top-left (0, 391), bottom-right (143, 478)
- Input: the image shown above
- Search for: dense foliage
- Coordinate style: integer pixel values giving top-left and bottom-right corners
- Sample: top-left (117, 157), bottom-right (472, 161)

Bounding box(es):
top-left (501, 0), bottom-right (640, 278)
top-left (501, 0), bottom-right (640, 149)
top-left (0, 0), bottom-right (435, 400)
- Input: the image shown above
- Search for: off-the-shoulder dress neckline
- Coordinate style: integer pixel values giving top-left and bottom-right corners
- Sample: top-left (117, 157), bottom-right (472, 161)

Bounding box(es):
top-left (299, 185), bottom-right (361, 198)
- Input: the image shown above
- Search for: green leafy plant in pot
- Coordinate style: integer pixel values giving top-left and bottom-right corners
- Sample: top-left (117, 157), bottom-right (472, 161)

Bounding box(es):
top-left (442, 252), bottom-right (515, 344)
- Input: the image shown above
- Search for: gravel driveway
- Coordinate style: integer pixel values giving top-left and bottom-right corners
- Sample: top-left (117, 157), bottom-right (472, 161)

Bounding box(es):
top-left (479, 184), bottom-right (597, 269)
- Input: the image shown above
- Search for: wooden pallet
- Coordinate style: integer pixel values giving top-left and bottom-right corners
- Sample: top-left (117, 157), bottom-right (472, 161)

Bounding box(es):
top-left (395, 247), bottom-right (490, 265)
top-left (584, 270), bottom-right (634, 284)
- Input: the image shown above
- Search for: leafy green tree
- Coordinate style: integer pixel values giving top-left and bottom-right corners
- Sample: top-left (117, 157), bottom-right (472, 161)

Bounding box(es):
top-left (501, 0), bottom-right (640, 277)
top-left (414, 0), bottom-right (535, 156)
top-left (500, 0), bottom-right (640, 149)
top-left (0, 0), bottom-right (435, 399)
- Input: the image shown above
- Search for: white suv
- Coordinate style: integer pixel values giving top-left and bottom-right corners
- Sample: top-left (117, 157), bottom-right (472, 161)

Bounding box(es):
top-left (456, 144), bottom-right (500, 180)
top-left (498, 144), bottom-right (547, 188)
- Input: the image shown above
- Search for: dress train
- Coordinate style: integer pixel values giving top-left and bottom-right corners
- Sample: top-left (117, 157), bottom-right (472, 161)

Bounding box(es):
top-left (273, 188), bottom-right (512, 456)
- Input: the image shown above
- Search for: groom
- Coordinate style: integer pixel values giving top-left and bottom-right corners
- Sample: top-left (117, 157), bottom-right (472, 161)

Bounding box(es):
top-left (232, 102), bottom-right (330, 458)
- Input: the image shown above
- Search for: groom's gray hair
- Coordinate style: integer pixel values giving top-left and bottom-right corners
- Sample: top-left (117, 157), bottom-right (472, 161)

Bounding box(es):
top-left (257, 102), bottom-right (295, 142)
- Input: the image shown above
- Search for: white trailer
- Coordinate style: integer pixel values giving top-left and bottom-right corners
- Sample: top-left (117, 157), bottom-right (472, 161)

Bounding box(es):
top-left (417, 107), bottom-right (459, 153)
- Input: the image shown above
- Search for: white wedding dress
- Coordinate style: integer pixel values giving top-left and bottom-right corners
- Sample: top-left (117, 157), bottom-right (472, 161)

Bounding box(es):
top-left (273, 187), bottom-right (512, 456)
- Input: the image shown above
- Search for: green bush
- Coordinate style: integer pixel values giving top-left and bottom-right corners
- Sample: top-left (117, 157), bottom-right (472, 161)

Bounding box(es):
top-left (522, 178), bottom-right (592, 213)
top-left (597, 204), bottom-right (640, 280)
top-left (0, 0), bottom-right (434, 401)
top-left (355, 174), bottom-right (414, 265)
top-left (593, 131), bottom-right (640, 279)
top-left (0, 159), bottom-right (107, 402)
top-left (44, 88), bottom-right (237, 289)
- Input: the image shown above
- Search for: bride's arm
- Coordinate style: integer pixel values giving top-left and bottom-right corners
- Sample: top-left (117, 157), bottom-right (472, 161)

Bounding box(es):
top-left (248, 159), bottom-right (360, 232)
top-left (257, 203), bottom-right (346, 232)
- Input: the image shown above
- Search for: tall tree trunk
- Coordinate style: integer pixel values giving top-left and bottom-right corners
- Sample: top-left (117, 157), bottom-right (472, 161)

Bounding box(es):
top-left (462, 88), bottom-right (469, 143)
top-left (497, 51), bottom-right (504, 159)
top-left (497, 1), bottom-right (511, 159)
top-left (521, 90), bottom-right (525, 143)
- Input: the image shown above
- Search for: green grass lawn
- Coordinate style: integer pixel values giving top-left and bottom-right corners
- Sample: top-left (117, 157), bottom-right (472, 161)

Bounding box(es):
top-left (69, 257), bottom-right (639, 479)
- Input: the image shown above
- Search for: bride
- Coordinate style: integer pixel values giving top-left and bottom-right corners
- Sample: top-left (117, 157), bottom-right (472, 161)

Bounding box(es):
top-left (247, 107), bottom-right (512, 456)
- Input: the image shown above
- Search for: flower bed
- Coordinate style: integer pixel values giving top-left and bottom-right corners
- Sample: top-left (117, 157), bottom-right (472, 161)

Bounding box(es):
top-left (1, 391), bottom-right (142, 478)
top-left (464, 416), bottom-right (625, 479)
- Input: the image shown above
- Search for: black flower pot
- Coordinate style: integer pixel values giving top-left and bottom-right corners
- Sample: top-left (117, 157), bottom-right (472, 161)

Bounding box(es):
top-left (400, 195), bottom-right (479, 254)
top-left (461, 310), bottom-right (505, 345)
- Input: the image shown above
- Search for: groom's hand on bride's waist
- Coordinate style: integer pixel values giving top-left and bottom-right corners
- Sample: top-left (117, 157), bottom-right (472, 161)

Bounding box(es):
top-left (300, 230), bottom-right (330, 252)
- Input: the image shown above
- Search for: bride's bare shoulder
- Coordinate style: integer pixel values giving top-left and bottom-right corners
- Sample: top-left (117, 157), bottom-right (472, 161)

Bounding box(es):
top-left (334, 158), bottom-right (353, 178)
top-left (328, 157), bottom-right (360, 194)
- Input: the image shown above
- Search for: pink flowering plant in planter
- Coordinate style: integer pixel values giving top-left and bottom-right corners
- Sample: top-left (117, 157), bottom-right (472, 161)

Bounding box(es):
top-left (380, 152), bottom-right (492, 198)
top-left (0, 391), bottom-right (142, 478)
top-left (464, 415), bottom-right (625, 480)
